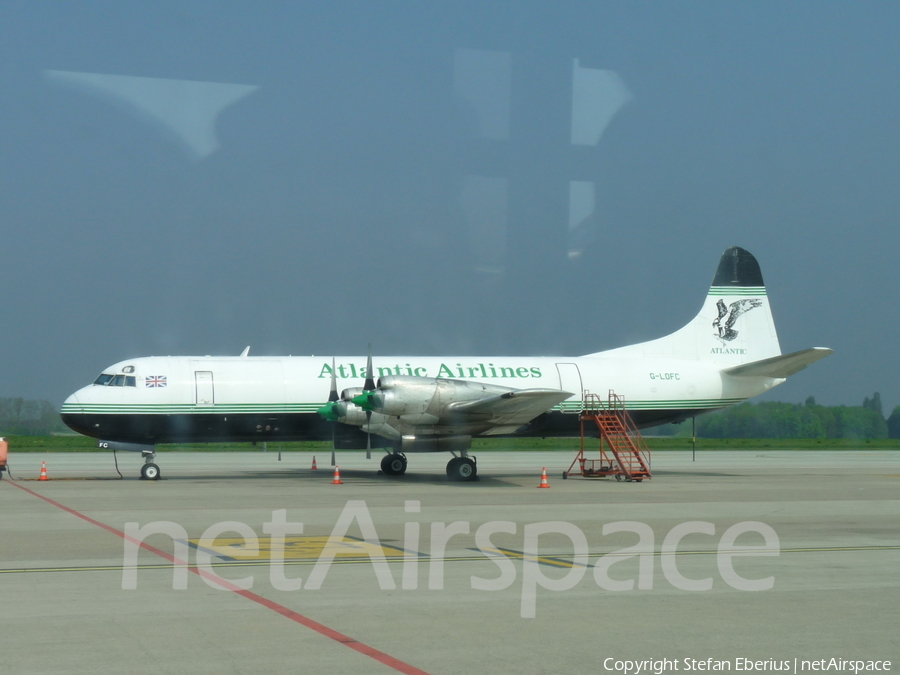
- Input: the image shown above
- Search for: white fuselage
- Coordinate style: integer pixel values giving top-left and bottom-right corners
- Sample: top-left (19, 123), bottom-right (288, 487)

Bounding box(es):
top-left (60, 352), bottom-right (779, 446)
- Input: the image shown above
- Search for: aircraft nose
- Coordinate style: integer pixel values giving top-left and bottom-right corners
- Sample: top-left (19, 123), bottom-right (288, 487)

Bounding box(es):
top-left (60, 391), bottom-right (87, 435)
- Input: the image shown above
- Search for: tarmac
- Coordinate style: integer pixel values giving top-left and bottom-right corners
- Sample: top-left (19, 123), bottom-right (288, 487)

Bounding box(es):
top-left (1, 449), bottom-right (898, 674)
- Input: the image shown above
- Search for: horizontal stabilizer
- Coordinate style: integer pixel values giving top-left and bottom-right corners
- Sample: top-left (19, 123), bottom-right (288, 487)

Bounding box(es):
top-left (722, 348), bottom-right (833, 379)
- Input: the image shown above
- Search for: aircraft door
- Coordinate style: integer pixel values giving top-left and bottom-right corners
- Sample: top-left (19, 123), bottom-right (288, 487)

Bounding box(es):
top-left (555, 363), bottom-right (583, 413)
top-left (195, 371), bottom-right (215, 406)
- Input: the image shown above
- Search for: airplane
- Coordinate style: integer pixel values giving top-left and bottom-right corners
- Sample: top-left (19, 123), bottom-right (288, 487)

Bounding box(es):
top-left (60, 247), bottom-right (832, 481)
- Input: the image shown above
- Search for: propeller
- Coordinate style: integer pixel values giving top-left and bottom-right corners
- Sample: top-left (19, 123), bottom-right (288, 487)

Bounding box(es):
top-left (315, 358), bottom-right (342, 421)
top-left (315, 349), bottom-right (378, 461)
top-left (313, 358), bottom-right (340, 465)
top-left (352, 346), bottom-right (383, 413)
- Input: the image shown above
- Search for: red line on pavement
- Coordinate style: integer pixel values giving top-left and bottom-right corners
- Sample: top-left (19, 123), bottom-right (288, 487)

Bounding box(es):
top-left (5, 480), bottom-right (432, 675)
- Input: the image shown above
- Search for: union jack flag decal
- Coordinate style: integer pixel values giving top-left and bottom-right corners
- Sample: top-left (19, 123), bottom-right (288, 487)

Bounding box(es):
top-left (146, 375), bottom-right (167, 388)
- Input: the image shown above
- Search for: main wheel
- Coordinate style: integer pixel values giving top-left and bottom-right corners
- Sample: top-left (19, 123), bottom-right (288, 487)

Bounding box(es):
top-left (141, 463), bottom-right (161, 481)
top-left (446, 456), bottom-right (460, 476)
top-left (447, 457), bottom-right (477, 481)
top-left (380, 453), bottom-right (407, 476)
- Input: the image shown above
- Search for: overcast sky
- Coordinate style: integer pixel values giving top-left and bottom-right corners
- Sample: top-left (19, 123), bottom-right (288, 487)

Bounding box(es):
top-left (1, 2), bottom-right (898, 413)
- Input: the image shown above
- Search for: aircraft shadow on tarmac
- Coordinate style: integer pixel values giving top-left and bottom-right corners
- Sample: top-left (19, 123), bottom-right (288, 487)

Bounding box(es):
top-left (107, 468), bottom-right (525, 487)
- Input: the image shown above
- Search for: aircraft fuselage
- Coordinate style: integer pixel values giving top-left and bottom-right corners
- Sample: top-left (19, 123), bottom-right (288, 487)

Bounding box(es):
top-left (61, 353), bottom-right (770, 446)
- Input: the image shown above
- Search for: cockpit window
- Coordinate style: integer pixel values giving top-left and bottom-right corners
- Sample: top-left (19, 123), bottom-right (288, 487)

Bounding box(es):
top-left (93, 373), bottom-right (137, 387)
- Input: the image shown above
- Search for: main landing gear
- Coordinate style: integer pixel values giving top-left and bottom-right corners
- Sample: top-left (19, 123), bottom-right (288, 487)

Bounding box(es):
top-left (380, 452), bottom-right (408, 476)
top-left (446, 455), bottom-right (477, 482)
top-left (140, 449), bottom-right (161, 480)
top-left (378, 450), bottom-right (477, 481)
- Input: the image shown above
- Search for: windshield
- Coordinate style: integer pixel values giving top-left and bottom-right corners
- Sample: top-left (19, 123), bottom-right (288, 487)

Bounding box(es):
top-left (93, 373), bottom-right (136, 387)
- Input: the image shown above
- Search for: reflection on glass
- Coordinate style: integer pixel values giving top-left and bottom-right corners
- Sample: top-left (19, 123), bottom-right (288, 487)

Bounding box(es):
top-left (453, 49), bottom-right (512, 141)
top-left (44, 70), bottom-right (259, 159)
top-left (570, 59), bottom-right (631, 146)
top-left (568, 180), bottom-right (596, 260)
top-left (460, 175), bottom-right (508, 274)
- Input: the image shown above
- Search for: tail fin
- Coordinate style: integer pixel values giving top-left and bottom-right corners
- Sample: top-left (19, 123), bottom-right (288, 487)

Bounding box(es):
top-left (594, 247), bottom-right (781, 364)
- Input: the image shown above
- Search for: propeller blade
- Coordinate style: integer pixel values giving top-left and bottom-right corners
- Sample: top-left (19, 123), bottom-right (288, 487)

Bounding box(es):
top-left (328, 357), bottom-right (339, 402)
top-left (365, 410), bottom-right (372, 459)
top-left (363, 344), bottom-right (376, 391)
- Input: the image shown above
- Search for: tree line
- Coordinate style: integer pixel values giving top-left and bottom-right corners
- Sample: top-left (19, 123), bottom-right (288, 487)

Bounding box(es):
top-left (0, 398), bottom-right (68, 435)
top-left (692, 393), bottom-right (900, 440)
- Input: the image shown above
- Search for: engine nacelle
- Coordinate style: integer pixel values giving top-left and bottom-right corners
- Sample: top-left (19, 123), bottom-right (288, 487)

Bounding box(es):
top-left (363, 416), bottom-right (402, 440)
top-left (336, 403), bottom-right (369, 427)
top-left (366, 376), bottom-right (439, 416)
top-left (398, 412), bottom-right (440, 426)
top-left (340, 387), bottom-right (364, 402)
top-left (354, 376), bottom-right (511, 419)
top-left (319, 401), bottom-right (397, 438)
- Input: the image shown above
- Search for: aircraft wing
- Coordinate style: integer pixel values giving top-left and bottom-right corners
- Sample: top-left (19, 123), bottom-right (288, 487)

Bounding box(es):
top-left (722, 347), bottom-right (833, 378)
top-left (447, 388), bottom-right (572, 432)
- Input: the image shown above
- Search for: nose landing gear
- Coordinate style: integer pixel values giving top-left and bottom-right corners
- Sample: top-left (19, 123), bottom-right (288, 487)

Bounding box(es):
top-left (141, 450), bottom-right (161, 480)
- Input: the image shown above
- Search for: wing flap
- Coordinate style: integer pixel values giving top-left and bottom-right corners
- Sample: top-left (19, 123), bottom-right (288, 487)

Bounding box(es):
top-left (722, 347), bottom-right (833, 378)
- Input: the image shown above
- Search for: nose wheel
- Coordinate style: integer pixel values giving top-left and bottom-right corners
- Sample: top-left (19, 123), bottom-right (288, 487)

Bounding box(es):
top-left (140, 463), bottom-right (161, 480)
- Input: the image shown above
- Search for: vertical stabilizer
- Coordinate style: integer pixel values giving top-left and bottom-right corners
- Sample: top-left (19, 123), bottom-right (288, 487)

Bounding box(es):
top-left (592, 247), bottom-right (781, 364)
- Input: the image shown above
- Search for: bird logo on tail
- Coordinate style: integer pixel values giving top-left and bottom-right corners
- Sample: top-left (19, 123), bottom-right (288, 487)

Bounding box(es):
top-left (712, 298), bottom-right (763, 342)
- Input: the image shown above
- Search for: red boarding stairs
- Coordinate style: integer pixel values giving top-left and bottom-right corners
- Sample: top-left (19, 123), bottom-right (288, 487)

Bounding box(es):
top-left (564, 391), bottom-right (652, 482)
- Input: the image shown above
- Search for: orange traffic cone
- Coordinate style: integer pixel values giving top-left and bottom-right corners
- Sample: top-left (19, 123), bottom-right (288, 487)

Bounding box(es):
top-left (311, 456), bottom-right (318, 470)
top-left (39, 461), bottom-right (49, 481)
top-left (537, 467), bottom-right (550, 488)
top-left (332, 465), bottom-right (343, 485)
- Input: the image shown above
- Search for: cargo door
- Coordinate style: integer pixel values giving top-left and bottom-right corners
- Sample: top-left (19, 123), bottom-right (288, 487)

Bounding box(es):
top-left (555, 363), bottom-right (583, 414)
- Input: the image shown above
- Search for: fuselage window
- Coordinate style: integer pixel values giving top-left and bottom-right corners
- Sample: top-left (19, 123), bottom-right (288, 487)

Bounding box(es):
top-left (94, 373), bottom-right (114, 386)
top-left (125, 376), bottom-right (136, 387)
